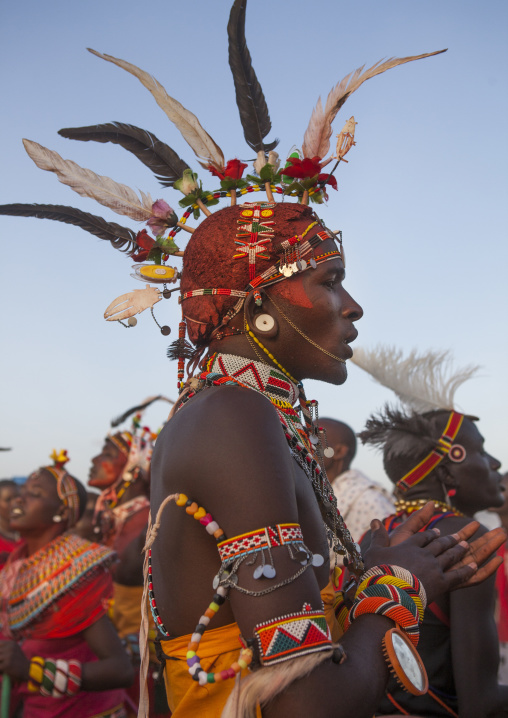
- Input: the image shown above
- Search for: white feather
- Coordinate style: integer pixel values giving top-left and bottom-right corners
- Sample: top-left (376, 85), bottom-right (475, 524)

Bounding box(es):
top-left (350, 345), bottom-right (480, 412)
top-left (23, 139), bottom-right (153, 221)
top-left (88, 49), bottom-right (224, 171)
top-left (302, 50), bottom-right (446, 159)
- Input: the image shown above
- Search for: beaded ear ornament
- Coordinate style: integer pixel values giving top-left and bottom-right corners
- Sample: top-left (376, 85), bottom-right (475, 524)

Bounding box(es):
top-left (0, 0), bottom-right (445, 348)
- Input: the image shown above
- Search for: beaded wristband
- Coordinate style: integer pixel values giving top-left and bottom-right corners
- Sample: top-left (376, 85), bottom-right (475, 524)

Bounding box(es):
top-left (356, 571), bottom-right (426, 622)
top-left (29, 656), bottom-right (82, 697)
top-left (358, 565), bottom-right (427, 613)
top-left (345, 584), bottom-right (420, 646)
top-left (27, 655), bottom-right (45, 693)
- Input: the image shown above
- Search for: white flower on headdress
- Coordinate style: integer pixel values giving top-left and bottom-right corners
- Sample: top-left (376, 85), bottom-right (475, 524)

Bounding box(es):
top-left (267, 151), bottom-right (280, 171)
top-left (254, 150), bottom-right (280, 176)
top-left (174, 169), bottom-right (199, 196)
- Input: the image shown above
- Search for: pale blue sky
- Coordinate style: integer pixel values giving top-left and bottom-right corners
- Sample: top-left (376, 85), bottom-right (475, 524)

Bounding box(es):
top-left (0, 0), bottom-right (507, 490)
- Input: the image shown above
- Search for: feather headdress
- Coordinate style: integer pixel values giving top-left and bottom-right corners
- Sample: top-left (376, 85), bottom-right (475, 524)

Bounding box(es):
top-left (302, 50), bottom-right (446, 160)
top-left (351, 345), bottom-right (480, 413)
top-left (0, 0), bottom-right (447, 351)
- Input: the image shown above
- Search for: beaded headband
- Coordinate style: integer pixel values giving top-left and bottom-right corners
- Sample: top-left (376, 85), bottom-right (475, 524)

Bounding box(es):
top-left (396, 411), bottom-right (465, 492)
top-left (42, 450), bottom-right (81, 528)
top-left (0, 0), bottom-right (445, 353)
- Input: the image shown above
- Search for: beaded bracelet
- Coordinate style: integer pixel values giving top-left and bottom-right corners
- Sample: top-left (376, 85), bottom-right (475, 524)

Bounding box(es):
top-left (148, 493), bottom-right (253, 685)
top-left (355, 568), bottom-right (426, 623)
top-left (345, 584), bottom-right (420, 646)
top-left (28, 656), bottom-right (82, 697)
top-left (358, 565), bottom-right (427, 613)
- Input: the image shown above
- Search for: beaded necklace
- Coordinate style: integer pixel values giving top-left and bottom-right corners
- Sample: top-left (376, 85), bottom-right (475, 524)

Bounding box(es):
top-left (1, 533), bottom-right (115, 634)
top-left (176, 352), bottom-right (363, 573)
top-left (394, 498), bottom-right (464, 517)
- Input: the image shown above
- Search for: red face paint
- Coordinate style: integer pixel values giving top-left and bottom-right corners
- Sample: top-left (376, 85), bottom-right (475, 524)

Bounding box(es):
top-left (271, 276), bottom-right (313, 308)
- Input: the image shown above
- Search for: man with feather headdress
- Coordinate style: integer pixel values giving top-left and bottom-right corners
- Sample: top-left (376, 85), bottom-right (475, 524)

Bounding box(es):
top-left (354, 346), bottom-right (508, 717)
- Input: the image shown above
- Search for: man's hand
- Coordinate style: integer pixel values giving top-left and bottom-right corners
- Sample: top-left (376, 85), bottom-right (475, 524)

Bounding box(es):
top-left (0, 640), bottom-right (30, 681)
top-left (364, 502), bottom-right (506, 602)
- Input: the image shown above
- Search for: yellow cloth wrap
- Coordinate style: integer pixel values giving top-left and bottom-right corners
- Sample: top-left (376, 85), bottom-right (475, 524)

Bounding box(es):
top-left (161, 580), bottom-right (341, 716)
top-left (112, 582), bottom-right (157, 662)
top-left (112, 582), bottom-right (144, 637)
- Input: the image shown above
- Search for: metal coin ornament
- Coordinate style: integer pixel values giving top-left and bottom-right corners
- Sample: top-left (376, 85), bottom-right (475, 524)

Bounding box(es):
top-left (324, 447), bottom-right (334, 458)
top-left (309, 433), bottom-right (319, 445)
top-left (161, 326), bottom-right (171, 336)
top-left (309, 257), bottom-right (317, 269)
top-left (162, 289), bottom-right (172, 299)
top-left (311, 553), bottom-right (325, 567)
top-left (263, 564), bottom-right (276, 578)
top-left (253, 565), bottom-right (264, 580)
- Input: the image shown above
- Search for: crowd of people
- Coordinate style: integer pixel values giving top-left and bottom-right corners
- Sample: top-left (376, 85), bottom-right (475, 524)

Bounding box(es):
top-left (1, 1), bottom-right (507, 717)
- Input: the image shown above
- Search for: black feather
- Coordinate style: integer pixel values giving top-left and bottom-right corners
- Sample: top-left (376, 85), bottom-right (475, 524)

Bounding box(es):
top-left (58, 122), bottom-right (190, 188)
top-left (227, 0), bottom-right (278, 153)
top-left (166, 339), bottom-right (196, 362)
top-left (0, 203), bottom-right (139, 253)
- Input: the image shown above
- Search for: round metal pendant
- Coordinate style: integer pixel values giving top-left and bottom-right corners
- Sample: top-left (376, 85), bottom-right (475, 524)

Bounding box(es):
top-left (324, 447), bottom-right (334, 458)
top-left (312, 553), bottom-right (324, 567)
top-left (253, 565), bottom-right (264, 580)
top-left (160, 326), bottom-right (171, 336)
top-left (263, 565), bottom-right (276, 579)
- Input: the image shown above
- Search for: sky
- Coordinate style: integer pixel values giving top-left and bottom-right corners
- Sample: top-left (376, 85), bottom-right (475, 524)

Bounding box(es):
top-left (0, 0), bottom-right (507, 491)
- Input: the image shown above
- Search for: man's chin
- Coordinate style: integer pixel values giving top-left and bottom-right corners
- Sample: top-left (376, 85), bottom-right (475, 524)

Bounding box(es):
top-left (307, 362), bottom-right (348, 386)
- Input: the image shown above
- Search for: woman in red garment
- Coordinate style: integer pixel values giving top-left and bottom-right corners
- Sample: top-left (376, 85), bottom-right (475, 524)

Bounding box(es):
top-left (0, 480), bottom-right (21, 569)
top-left (0, 453), bottom-right (133, 717)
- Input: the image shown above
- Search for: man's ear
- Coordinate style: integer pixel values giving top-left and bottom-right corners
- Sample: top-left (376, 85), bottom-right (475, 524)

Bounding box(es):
top-left (244, 290), bottom-right (279, 339)
top-left (333, 443), bottom-right (349, 460)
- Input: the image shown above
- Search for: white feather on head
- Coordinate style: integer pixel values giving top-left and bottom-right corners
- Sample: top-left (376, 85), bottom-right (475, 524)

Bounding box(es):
top-left (350, 345), bottom-right (480, 413)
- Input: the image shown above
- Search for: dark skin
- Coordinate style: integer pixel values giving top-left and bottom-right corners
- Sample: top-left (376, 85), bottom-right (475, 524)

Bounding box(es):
top-left (151, 230), bottom-right (505, 717)
top-left (88, 439), bottom-right (149, 583)
top-left (0, 471), bottom-right (133, 689)
top-left (364, 419), bottom-right (508, 718)
top-left (0, 483), bottom-right (19, 540)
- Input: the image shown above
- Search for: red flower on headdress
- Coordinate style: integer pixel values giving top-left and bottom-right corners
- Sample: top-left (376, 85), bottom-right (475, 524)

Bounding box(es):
top-left (282, 156), bottom-right (322, 180)
top-left (131, 229), bottom-right (156, 262)
top-left (207, 159), bottom-right (248, 180)
top-left (317, 173), bottom-right (338, 190)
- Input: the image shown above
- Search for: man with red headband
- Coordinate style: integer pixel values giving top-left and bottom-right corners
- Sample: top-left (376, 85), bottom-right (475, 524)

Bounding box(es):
top-left (354, 345), bottom-right (508, 717)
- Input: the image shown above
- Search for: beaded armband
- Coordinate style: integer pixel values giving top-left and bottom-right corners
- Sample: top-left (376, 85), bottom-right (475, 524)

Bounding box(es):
top-left (254, 603), bottom-right (332, 666)
top-left (215, 522), bottom-right (324, 589)
top-left (28, 656), bottom-right (82, 697)
top-left (147, 493), bottom-right (331, 688)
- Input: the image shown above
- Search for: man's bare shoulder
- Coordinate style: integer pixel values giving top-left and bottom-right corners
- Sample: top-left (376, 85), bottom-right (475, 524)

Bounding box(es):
top-left (152, 386), bottom-right (299, 531)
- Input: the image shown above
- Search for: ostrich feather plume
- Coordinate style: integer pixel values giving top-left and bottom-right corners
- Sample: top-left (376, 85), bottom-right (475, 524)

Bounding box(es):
top-left (350, 345), bottom-right (479, 413)
top-left (23, 139), bottom-right (153, 222)
top-left (58, 122), bottom-right (190, 189)
top-left (0, 202), bottom-right (139, 253)
top-left (302, 49), bottom-right (446, 159)
top-left (227, 0), bottom-right (278, 154)
top-left (88, 49), bottom-right (225, 171)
